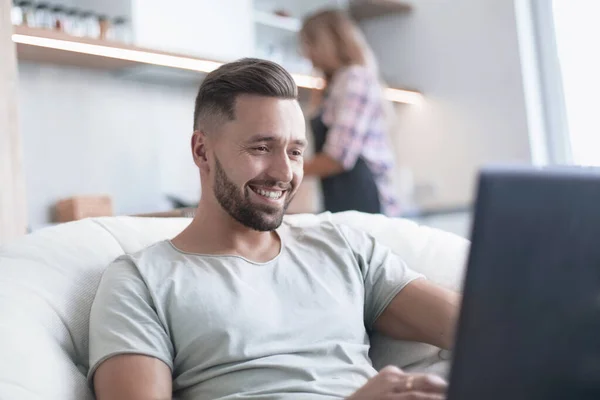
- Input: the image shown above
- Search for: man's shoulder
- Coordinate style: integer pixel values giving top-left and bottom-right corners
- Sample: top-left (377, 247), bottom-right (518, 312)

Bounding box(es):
top-left (105, 240), bottom-right (174, 281)
top-left (130, 239), bottom-right (174, 261)
top-left (111, 239), bottom-right (169, 263)
top-left (282, 216), bottom-right (366, 249)
top-left (284, 214), bottom-right (341, 235)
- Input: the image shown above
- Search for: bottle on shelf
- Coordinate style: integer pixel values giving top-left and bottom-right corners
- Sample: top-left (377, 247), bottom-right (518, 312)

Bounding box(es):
top-left (18, 1), bottom-right (34, 26)
top-left (98, 15), bottom-right (110, 40)
top-left (51, 5), bottom-right (66, 31)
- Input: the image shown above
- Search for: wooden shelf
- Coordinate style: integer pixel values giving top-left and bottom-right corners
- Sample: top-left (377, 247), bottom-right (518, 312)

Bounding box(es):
top-left (13, 25), bottom-right (221, 73)
top-left (349, 0), bottom-right (412, 21)
top-left (254, 11), bottom-right (301, 32)
top-left (11, 25), bottom-right (422, 104)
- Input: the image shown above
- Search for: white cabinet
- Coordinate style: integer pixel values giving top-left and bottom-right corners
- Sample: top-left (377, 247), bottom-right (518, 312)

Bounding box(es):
top-left (131, 0), bottom-right (255, 61)
top-left (252, 0), bottom-right (334, 74)
top-left (63, 0), bottom-right (255, 61)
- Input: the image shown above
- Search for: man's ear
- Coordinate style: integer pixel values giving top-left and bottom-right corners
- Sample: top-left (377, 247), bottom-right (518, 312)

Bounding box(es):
top-left (191, 130), bottom-right (210, 170)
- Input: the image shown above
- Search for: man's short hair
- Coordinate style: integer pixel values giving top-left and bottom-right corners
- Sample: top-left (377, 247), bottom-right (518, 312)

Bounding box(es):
top-left (193, 58), bottom-right (298, 132)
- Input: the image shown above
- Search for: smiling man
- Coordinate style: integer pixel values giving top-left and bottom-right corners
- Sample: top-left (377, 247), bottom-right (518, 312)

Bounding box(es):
top-left (88, 58), bottom-right (459, 400)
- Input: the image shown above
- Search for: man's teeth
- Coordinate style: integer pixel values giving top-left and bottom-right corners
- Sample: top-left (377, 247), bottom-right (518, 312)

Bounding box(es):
top-left (254, 188), bottom-right (283, 199)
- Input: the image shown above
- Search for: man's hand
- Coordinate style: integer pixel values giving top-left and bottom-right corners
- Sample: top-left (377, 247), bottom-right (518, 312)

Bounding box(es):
top-left (347, 366), bottom-right (447, 400)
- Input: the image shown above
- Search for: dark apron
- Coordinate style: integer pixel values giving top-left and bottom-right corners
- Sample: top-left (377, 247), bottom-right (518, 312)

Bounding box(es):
top-left (311, 112), bottom-right (381, 214)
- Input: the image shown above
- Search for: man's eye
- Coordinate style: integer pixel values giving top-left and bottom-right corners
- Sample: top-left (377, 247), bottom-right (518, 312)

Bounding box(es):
top-left (255, 146), bottom-right (269, 152)
top-left (291, 150), bottom-right (304, 157)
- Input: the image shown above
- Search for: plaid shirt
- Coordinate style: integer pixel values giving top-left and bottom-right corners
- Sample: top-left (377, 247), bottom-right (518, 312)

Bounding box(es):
top-left (321, 65), bottom-right (401, 216)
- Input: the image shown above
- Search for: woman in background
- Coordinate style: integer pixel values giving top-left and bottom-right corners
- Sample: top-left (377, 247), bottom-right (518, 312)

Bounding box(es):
top-left (300, 9), bottom-right (400, 216)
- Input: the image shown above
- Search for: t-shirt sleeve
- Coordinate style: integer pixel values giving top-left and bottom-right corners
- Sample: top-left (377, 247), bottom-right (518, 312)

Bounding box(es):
top-left (337, 224), bottom-right (425, 329)
top-left (87, 257), bottom-right (174, 384)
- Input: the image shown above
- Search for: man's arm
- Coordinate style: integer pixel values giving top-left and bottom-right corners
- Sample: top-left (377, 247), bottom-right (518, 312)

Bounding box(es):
top-left (374, 278), bottom-right (461, 350)
top-left (94, 355), bottom-right (172, 400)
top-left (89, 259), bottom-right (175, 399)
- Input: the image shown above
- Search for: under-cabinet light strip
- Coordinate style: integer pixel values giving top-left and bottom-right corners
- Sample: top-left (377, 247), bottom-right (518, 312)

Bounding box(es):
top-left (12, 33), bottom-right (423, 105)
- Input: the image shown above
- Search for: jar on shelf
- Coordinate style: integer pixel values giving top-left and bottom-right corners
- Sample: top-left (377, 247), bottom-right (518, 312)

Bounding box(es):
top-left (11, 0), bottom-right (24, 25)
top-left (34, 3), bottom-right (54, 29)
top-left (64, 8), bottom-right (82, 36)
top-left (51, 5), bottom-right (66, 32)
top-left (80, 11), bottom-right (100, 38)
top-left (98, 15), bottom-right (110, 40)
top-left (108, 17), bottom-right (131, 43)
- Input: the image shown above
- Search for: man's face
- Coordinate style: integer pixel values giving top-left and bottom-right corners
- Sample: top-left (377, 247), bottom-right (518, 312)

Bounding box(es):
top-left (204, 95), bottom-right (306, 231)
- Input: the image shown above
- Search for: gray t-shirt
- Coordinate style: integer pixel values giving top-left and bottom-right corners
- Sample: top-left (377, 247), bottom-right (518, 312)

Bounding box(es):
top-left (88, 220), bottom-right (422, 399)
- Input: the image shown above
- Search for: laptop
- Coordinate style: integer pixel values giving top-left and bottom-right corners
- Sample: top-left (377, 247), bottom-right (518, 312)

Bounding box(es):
top-left (447, 167), bottom-right (600, 400)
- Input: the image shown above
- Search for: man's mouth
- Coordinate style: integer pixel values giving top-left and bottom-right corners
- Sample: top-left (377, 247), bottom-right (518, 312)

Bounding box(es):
top-left (249, 186), bottom-right (285, 200)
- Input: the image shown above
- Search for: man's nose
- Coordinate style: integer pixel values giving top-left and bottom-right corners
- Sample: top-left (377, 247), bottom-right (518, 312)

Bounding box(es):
top-left (269, 152), bottom-right (293, 184)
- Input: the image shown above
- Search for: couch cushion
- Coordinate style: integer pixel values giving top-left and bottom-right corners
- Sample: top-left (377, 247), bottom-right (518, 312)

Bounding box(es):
top-left (93, 216), bottom-right (190, 254)
top-left (0, 219), bottom-right (125, 400)
top-left (0, 213), bottom-right (468, 399)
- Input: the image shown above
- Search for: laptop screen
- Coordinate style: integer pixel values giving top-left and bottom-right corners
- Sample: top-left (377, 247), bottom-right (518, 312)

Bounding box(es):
top-left (448, 168), bottom-right (600, 400)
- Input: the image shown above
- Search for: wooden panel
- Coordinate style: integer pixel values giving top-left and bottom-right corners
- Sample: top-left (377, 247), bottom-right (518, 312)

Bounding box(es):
top-left (349, 0), bottom-right (412, 21)
top-left (16, 43), bottom-right (137, 70)
top-left (0, 0), bottom-right (28, 242)
top-left (13, 25), bottom-right (201, 71)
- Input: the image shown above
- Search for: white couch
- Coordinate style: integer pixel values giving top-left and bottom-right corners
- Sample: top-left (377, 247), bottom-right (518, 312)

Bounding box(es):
top-left (0, 211), bottom-right (469, 400)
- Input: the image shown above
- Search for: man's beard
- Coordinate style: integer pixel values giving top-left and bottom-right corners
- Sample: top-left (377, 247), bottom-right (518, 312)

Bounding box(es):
top-left (213, 157), bottom-right (295, 231)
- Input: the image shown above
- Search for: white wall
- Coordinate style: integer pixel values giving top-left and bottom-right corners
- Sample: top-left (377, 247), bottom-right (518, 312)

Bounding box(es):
top-left (17, 0), bottom-right (535, 227)
top-left (17, 63), bottom-right (317, 229)
top-left (18, 63), bottom-right (200, 229)
top-left (132, 0), bottom-right (254, 61)
top-left (361, 0), bottom-right (532, 209)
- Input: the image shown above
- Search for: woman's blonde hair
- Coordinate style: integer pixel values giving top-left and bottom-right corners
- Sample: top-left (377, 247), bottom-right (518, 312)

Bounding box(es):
top-left (300, 9), bottom-right (379, 77)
